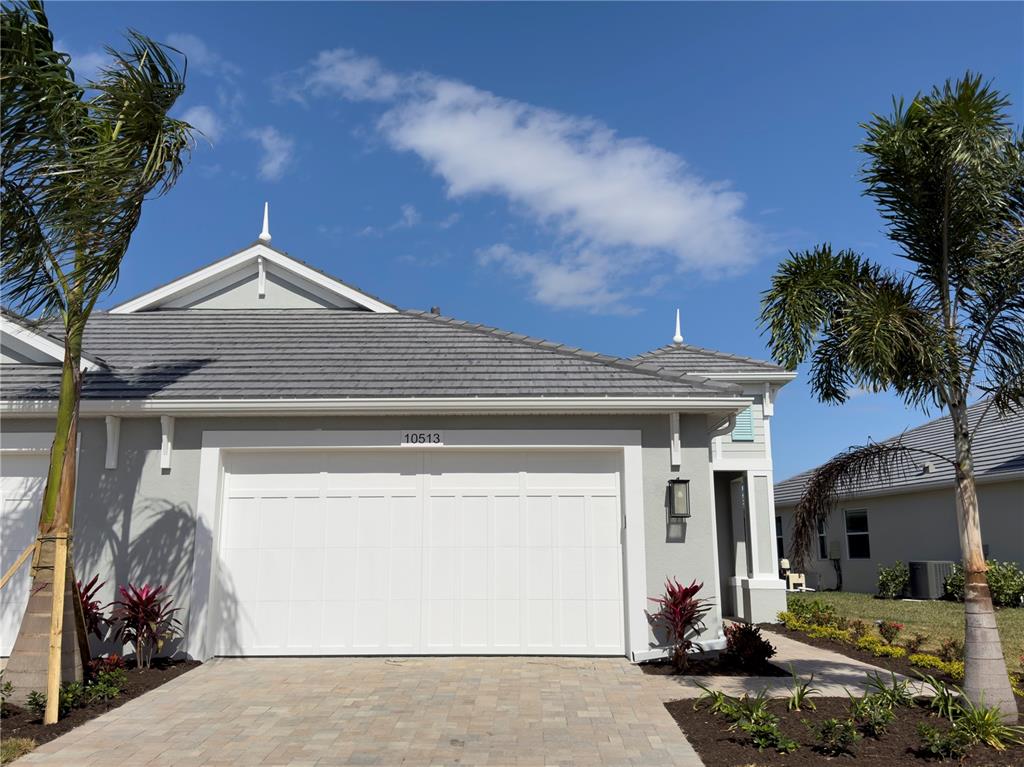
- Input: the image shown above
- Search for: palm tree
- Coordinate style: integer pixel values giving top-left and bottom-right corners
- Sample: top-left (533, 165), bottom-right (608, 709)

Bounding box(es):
top-left (761, 73), bottom-right (1023, 719)
top-left (1, 1), bottom-right (192, 723)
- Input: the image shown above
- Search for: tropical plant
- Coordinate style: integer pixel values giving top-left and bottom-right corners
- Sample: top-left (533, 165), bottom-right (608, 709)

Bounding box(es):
top-left (693, 683), bottom-right (733, 715)
top-left (75, 574), bottom-right (109, 640)
top-left (760, 72), bottom-right (1024, 718)
top-left (84, 668), bottom-right (126, 703)
top-left (788, 598), bottom-right (838, 627)
top-left (948, 697), bottom-right (1024, 751)
top-left (847, 619), bottom-right (869, 642)
top-left (723, 623), bottom-right (777, 671)
top-left (878, 620), bottom-right (903, 645)
top-left (815, 717), bottom-right (860, 756)
top-left (848, 692), bottom-right (895, 738)
top-left (904, 632), bottom-right (928, 654)
top-left (736, 709), bottom-right (799, 754)
top-left (938, 637), bottom-right (966, 663)
top-left (786, 668), bottom-right (818, 711)
top-left (866, 671), bottom-right (914, 709)
top-left (0, 673), bottom-right (13, 713)
top-left (915, 672), bottom-right (964, 721)
top-left (109, 584), bottom-right (182, 669)
top-left (1, 1), bottom-right (193, 723)
top-left (646, 578), bottom-right (712, 671)
top-left (918, 722), bottom-right (975, 760)
top-left (876, 561), bottom-right (909, 599)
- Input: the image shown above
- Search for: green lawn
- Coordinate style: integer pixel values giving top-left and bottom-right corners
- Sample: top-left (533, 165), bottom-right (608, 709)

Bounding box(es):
top-left (788, 591), bottom-right (1024, 674)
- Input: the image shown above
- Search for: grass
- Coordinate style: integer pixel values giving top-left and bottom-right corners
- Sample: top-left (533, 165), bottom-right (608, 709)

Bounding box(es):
top-left (0, 737), bottom-right (36, 765)
top-left (788, 592), bottom-right (1024, 674)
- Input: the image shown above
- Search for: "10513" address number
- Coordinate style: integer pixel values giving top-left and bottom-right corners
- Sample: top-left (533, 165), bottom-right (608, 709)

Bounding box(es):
top-left (401, 431), bottom-right (444, 445)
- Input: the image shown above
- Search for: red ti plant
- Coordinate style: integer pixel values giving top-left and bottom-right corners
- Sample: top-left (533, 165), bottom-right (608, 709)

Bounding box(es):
top-left (75, 574), bottom-right (110, 641)
top-left (647, 578), bottom-right (712, 671)
top-left (109, 584), bottom-right (182, 669)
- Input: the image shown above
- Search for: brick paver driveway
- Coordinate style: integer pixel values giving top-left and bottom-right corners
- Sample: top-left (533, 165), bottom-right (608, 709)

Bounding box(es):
top-left (20, 657), bottom-right (704, 766)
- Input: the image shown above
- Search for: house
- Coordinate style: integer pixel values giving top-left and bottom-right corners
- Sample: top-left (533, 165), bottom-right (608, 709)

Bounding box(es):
top-left (775, 401), bottom-right (1024, 594)
top-left (0, 217), bottom-right (794, 664)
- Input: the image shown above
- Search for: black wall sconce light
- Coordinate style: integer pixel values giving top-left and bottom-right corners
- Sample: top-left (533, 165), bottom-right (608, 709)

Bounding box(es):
top-left (668, 478), bottom-right (691, 519)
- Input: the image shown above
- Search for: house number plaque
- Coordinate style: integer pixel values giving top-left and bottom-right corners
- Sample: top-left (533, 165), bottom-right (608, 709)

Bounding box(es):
top-left (400, 430), bottom-right (444, 446)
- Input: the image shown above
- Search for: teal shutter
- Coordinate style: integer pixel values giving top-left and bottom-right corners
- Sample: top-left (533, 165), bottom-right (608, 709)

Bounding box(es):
top-left (731, 406), bottom-right (754, 442)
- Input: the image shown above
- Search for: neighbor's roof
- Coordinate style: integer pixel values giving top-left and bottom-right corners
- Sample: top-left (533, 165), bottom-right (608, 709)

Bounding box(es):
top-left (774, 400), bottom-right (1024, 506)
top-left (0, 309), bottom-right (747, 401)
top-left (632, 343), bottom-right (791, 378)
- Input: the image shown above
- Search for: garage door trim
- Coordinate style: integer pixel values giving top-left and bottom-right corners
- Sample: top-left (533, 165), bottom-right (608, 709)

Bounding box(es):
top-left (188, 429), bottom-right (648, 661)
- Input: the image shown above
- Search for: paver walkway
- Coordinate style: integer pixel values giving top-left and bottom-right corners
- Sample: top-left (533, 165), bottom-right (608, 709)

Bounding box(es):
top-left (18, 657), bottom-right (705, 766)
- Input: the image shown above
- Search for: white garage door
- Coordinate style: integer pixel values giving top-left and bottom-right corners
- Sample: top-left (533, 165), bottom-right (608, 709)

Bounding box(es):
top-left (1, 454), bottom-right (47, 656)
top-left (215, 450), bottom-right (625, 656)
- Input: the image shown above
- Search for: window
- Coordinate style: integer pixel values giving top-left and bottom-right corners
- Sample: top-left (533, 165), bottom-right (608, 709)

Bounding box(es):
top-left (731, 406), bottom-right (754, 442)
top-left (817, 519), bottom-right (829, 560)
top-left (845, 509), bottom-right (871, 559)
top-left (775, 515), bottom-right (785, 559)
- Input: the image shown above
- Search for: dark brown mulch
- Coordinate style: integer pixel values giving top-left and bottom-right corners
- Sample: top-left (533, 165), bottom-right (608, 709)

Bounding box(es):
top-left (1, 659), bottom-right (199, 748)
top-left (667, 697), bottom-right (1024, 766)
top-left (640, 656), bottom-right (789, 677)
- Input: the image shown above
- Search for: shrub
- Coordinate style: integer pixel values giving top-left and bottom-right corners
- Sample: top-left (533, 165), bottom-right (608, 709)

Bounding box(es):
top-left (877, 561), bottom-right (909, 599)
top-left (866, 672), bottom-right (914, 709)
top-left (86, 653), bottom-right (126, 678)
top-left (848, 619), bottom-right (869, 642)
top-left (910, 653), bottom-right (965, 681)
top-left (848, 693), bottom-right (895, 738)
top-left (919, 723), bottom-right (974, 759)
top-left (816, 717), bottom-right (860, 756)
top-left (723, 623), bottom-right (777, 671)
top-left (789, 598), bottom-right (838, 627)
top-left (0, 673), bottom-right (13, 714)
top-left (86, 669), bottom-right (127, 703)
top-left (110, 584), bottom-right (182, 669)
top-left (878, 620), bottom-right (903, 645)
top-left (806, 624), bottom-right (852, 643)
top-left (950, 697), bottom-right (1024, 751)
top-left (914, 672), bottom-right (963, 720)
top-left (938, 637), bottom-right (965, 663)
top-left (25, 681), bottom-right (89, 719)
top-left (944, 560), bottom-right (1024, 607)
top-left (737, 710), bottom-right (800, 753)
top-left (858, 637), bottom-right (907, 658)
top-left (75, 574), bottom-right (109, 640)
top-left (903, 632), bottom-right (928, 654)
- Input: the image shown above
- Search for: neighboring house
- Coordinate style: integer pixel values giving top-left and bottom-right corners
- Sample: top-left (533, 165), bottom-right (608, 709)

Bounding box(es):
top-left (0, 222), bottom-right (794, 663)
top-left (775, 401), bottom-right (1024, 594)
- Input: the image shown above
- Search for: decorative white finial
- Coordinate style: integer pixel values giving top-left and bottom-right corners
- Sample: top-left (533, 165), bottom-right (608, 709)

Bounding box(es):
top-left (258, 202), bottom-right (271, 243)
top-left (673, 308), bottom-right (683, 345)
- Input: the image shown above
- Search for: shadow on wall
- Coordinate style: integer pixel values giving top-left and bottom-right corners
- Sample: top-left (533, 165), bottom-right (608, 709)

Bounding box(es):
top-left (71, 443), bottom-right (240, 662)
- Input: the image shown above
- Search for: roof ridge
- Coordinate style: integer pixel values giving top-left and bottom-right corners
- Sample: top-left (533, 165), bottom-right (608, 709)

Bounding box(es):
top-left (635, 341), bottom-right (786, 370)
top-left (402, 310), bottom-right (744, 395)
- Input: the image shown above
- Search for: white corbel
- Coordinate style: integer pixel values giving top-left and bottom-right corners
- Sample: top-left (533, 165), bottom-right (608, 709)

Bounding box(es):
top-left (160, 415), bottom-right (174, 471)
top-left (762, 383), bottom-right (774, 417)
top-left (669, 412), bottom-right (681, 468)
top-left (709, 412), bottom-right (738, 461)
top-left (104, 416), bottom-right (121, 470)
top-left (257, 256), bottom-right (266, 298)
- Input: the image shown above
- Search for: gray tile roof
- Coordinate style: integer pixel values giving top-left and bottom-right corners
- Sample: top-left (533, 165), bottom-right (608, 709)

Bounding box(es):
top-left (1, 309), bottom-right (747, 401)
top-left (774, 400), bottom-right (1024, 506)
top-left (632, 343), bottom-right (789, 376)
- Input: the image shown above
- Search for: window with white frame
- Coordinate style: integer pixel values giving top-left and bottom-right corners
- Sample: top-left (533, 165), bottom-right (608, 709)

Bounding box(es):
top-left (845, 509), bottom-right (871, 559)
top-left (817, 519), bottom-right (829, 560)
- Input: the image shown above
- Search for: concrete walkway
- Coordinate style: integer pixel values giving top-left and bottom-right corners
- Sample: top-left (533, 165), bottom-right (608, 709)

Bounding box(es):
top-left (647, 629), bottom-right (921, 699)
top-left (18, 657), bottom-right (705, 767)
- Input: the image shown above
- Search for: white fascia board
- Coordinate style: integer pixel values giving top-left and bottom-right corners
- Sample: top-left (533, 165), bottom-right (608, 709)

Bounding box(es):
top-left (109, 244), bottom-right (397, 314)
top-left (0, 317), bottom-right (103, 372)
top-left (1, 395), bottom-right (754, 417)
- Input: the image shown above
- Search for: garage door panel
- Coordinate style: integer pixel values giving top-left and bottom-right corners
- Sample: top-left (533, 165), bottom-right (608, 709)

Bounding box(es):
top-left (218, 448), bottom-right (624, 656)
top-left (1, 463), bottom-right (45, 657)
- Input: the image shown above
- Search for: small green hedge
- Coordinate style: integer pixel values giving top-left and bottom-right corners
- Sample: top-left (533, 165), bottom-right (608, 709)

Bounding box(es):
top-left (943, 560), bottom-right (1024, 607)
top-left (877, 561), bottom-right (910, 599)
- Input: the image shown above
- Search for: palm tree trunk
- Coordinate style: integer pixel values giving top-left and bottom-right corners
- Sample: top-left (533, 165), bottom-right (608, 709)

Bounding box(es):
top-left (2, 328), bottom-right (85, 714)
top-left (951, 400), bottom-right (1018, 720)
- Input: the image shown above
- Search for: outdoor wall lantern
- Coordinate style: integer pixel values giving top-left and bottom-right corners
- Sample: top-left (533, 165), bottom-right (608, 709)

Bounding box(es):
top-left (668, 478), bottom-right (691, 519)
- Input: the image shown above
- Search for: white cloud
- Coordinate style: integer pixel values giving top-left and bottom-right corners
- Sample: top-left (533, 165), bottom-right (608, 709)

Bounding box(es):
top-left (395, 204), bottom-right (421, 229)
top-left (439, 212), bottom-right (462, 229)
top-left (55, 40), bottom-right (107, 83)
top-left (247, 127), bottom-right (294, 181)
top-left (182, 105), bottom-right (223, 143)
top-left (477, 244), bottom-right (636, 314)
top-left (167, 33), bottom-right (241, 79)
top-left (290, 49), bottom-right (762, 309)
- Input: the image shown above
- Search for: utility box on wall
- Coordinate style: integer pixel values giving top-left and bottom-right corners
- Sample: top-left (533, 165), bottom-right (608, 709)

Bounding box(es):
top-left (909, 560), bottom-right (956, 599)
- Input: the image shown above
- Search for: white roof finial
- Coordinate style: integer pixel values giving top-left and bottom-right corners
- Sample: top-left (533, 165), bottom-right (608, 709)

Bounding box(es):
top-left (258, 202), bottom-right (271, 243)
top-left (673, 308), bottom-right (683, 345)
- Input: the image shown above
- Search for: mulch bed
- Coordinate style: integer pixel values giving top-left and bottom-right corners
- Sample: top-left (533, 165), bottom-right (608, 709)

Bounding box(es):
top-left (640, 656), bottom-right (789, 677)
top-left (1, 659), bottom-right (199, 748)
top-left (667, 696), bottom-right (1024, 766)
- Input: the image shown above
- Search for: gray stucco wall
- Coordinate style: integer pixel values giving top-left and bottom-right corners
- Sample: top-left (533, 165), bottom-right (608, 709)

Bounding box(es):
top-left (777, 479), bottom-right (1024, 594)
top-left (3, 411), bottom-right (724, 657)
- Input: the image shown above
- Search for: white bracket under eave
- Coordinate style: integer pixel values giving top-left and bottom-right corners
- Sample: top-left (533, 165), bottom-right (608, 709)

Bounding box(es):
top-left (669, 412), bottom-right (681, 469)
top-left (709, 412), bottom-right (737, 462)
top-left (762, 382), bottom-right (774, 417)
top-left (104, 416), bottom-right (121, 470)
top-left (257, 256), bottom-right (266, 298)
top-left (160, 415), bottom-right (174, 471)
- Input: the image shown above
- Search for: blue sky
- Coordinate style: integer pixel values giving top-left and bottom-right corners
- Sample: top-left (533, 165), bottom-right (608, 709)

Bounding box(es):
top-left (49, 2), bottom-right (1023, 480)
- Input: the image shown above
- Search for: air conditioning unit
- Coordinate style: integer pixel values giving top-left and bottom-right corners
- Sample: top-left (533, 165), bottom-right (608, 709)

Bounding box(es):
top-left (909, 561), bottom-right (956, 599)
